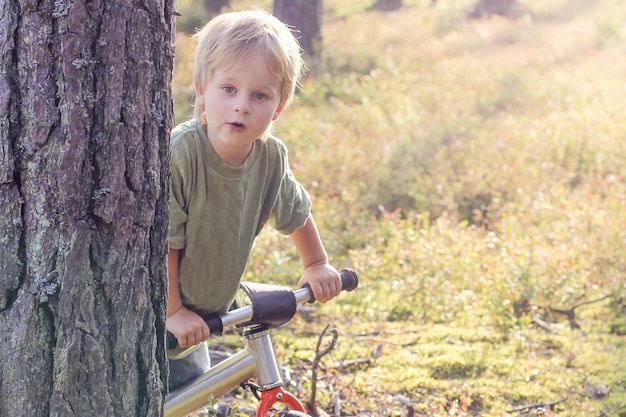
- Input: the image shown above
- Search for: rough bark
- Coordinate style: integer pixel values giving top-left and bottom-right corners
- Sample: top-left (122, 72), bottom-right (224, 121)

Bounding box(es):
top-left (0, 1), bottom-right (174, 416)
top-left (273, 0), bottom-right (322, 73)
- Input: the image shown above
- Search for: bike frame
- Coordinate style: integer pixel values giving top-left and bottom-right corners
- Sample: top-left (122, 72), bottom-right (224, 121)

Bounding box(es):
top-left (164, 288), bottom-right (312, 417)
top-left (164, 269), bottom-right (358, 417)
top-left (164, 327), bottom-right (305, 417)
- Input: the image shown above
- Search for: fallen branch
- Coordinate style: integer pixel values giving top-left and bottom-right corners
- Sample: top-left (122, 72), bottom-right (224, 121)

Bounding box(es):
top-left (550, 295), bottom-right (612, 329)
top-left (330, 358), bottom-right (372, 372)
top-left (531, 315), bottom-right (564, 333)
top-left (506, 396), bottom-right (568, 413)
top-left (308, 324), bottom-right (339, 416)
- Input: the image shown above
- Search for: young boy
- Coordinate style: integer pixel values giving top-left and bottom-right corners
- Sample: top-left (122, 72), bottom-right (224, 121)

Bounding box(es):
top-left (166, 10), bottom-right (342, 392)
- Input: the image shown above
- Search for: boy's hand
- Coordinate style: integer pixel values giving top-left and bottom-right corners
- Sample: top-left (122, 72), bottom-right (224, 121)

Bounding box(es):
top-left (166, 306), bottom-right (210, 348)
top-left (298, 263), bottom-right (342, 303)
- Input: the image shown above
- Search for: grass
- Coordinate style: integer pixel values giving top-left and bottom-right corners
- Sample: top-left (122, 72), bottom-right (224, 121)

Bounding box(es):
top-left (173, 0), bottom-right (626, 415)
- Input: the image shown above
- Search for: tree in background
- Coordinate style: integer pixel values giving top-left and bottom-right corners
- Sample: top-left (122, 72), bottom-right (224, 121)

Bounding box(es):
top-left (205, 0), bottom-right (230, 14)
top-left (369, 0), bottom-right (403, 12)
top-left (274, 0), bottom-right (323, 73)
top-left (469, 0), bottom-right (526, 19)
top-left (0, 1), bottom-right (173, 415)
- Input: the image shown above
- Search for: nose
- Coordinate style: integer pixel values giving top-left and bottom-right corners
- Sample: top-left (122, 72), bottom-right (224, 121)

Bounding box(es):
top-left (234, 96), bottom-right (251, 114)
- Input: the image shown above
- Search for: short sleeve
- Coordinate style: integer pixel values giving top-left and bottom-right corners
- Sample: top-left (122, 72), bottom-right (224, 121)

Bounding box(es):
top-left (269, 152), bottom-right (311, 234)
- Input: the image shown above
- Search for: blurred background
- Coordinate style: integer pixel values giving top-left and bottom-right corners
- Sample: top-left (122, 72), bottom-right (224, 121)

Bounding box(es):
top-left (172, 1), bottom-right (626, 416)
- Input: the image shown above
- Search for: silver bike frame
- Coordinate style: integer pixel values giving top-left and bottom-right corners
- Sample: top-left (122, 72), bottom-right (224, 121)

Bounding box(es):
top-left (164, 288), bottom-right (311, 417)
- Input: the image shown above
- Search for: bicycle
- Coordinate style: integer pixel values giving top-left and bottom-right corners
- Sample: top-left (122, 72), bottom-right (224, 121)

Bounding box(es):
top-left (164, 268), bottom-right (359, 417)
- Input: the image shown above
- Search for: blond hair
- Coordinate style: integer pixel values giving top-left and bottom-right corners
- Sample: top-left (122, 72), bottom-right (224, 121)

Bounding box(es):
top-left (192, 10), bottom-right (305, 125)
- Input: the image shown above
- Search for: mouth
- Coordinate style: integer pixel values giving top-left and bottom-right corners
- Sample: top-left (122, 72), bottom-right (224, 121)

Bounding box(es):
top-left (229, 122), bottom-right (245, 129)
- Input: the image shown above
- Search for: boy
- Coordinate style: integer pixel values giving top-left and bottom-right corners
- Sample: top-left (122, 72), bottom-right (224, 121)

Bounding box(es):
top-left (166, 10), bottom-right (342, 392)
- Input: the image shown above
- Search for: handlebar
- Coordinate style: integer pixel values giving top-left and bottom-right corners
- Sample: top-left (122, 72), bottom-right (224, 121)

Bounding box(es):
top-left (166, 268), bottom-right (358, 351)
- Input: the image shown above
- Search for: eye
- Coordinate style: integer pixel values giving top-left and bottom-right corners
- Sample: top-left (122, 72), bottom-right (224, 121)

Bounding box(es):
top-left (254, 92), bottom-right (267, 100)
top-left (223, 86), bottom-right (235, 94)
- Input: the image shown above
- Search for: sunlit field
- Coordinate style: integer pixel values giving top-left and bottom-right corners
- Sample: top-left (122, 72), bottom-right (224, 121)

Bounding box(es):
top-left (173, 1), bottom-right (626, 415)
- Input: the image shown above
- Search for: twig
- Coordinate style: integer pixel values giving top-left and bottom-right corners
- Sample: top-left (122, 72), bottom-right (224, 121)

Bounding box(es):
top-left (550, 295), bottom-right (612, 329)
top-left (329, 358), bottom-right (372, 371)
top-left (308, 324), bottom-right (339, 416)
top-left (531, 315), bottom-right (564, 333)
top-left (506, 396), bottom-right (568, 413)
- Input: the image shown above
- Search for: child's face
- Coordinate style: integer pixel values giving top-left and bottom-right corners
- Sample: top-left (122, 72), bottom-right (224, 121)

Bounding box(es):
top-left (196, 54), bottom-right (285, 165)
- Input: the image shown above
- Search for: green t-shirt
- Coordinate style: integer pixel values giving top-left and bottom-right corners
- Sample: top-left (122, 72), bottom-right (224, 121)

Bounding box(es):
top-left (169, 119), bottom-right (311, 315)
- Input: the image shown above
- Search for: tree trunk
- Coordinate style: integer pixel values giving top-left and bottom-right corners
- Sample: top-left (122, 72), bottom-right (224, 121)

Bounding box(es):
top-left (0, 1), bottom-right (174, 416)
top-left (205, 0), bottom-right (230, 14)
top-left (369, 0), bottom-right (403, 12)
top-left (273, 0), bottom-right (323, 74)
top-left (468, 0), bottom-right (525, 19)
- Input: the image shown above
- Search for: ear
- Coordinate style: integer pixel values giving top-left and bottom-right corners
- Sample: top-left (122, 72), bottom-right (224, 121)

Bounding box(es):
top-left (194, 83), bottom-right (206, 119)
top-left (272, 102), bottom-right (287, 121)
top-left (195, 83), bottom-right (204, 98)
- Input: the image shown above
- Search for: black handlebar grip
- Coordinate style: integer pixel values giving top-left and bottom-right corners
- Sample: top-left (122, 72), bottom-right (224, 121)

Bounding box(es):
top-left (205, 314), bottom-right (224, 335)
top-left (339, 268), bottom-right (359, 292)
top-left (166, 314), bottom-right (225, 351)
top-left (166, 331), bottom-right (178, 350)
top-left (307, 268), bottom-right (359, 303)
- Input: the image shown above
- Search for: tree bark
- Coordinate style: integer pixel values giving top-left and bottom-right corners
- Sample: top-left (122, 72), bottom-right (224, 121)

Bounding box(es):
top-left (273, 0), bottom-right (322, 74)
top-left (0, 1), bottom-right (174, 416)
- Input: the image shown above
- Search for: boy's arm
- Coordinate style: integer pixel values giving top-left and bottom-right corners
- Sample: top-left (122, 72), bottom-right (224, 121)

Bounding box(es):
top-left (166, 248), bottom-right (210, 348)
top-left (289, 215), bottom-right (341, 303)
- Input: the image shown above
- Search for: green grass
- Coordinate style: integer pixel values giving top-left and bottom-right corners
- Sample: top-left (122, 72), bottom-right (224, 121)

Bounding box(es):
top-left (174, 0), bottom-right (626, 415)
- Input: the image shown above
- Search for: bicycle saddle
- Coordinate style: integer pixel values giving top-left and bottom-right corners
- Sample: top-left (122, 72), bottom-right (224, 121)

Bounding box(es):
top-left (238, 282), bottom-right (297, 329)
